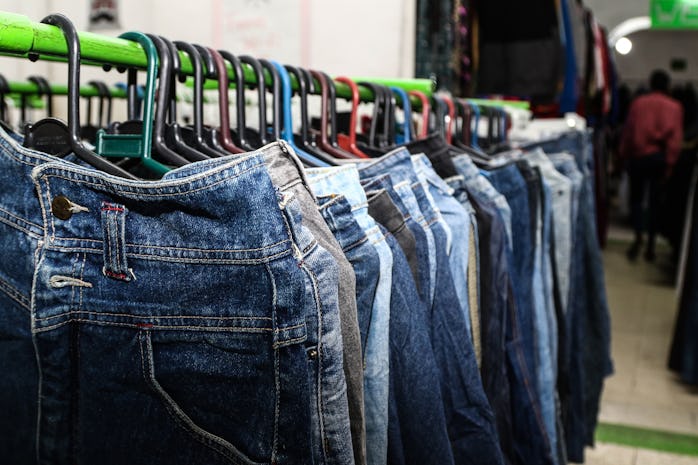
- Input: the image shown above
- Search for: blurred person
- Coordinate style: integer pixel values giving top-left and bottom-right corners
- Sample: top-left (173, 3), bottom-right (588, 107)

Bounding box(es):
top-left (620, 70), bottom-right (683, 261)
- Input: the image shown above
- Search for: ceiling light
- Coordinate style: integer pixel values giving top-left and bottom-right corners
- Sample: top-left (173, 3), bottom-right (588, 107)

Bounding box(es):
top-left (615, 37), bottom-right (632, 55)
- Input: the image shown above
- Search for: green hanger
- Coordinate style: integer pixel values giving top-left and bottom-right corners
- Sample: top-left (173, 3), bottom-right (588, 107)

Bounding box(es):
top-left (95, 31), bottom-right (170, 176)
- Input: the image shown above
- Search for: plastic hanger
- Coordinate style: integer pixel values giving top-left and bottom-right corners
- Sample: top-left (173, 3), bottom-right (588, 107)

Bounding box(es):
top-left (284, 65), bottom-right (338, 164)
top-left (435, 94), bottom-right (456, 144)
top-left (174, 41), bottom-right (223, 158)
top-left (215, 50), bottom-right (247, 153)
top-left (158, 36), bottom-right (208, 162)
top-left (192, 44), bottom-right (230, 156)
top-left (95, 31), bottom-right (172, 177)
top-left (356, 81), bottom-right (387, 148)
top-left (80, 80), bottom-right (106, 144)
top-left (270, 60), bottom-right (328, 166)
top-left (239, 55), bottom-right (268, 147)
top-left (307, 70), bottom-right (353, 160)
top-left (390, 86), bottom-right (412, 144)
top-left (23, 14), bottom-right (136, 178)
top-left (0, 73), bottom-right (8, 123)
top-left (139, 33), bottom-right (188, 167)
top-left (408, 90), bottom-right (430, 139)
top-left (260, 59), bottom-right (282, 142)
top-left (27, 75), bottom-right (53, 117)
top-left (333, 76), bottom-right (370, 158)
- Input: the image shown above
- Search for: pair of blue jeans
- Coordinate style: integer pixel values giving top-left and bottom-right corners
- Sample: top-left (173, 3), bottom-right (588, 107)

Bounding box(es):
top-left (307, 164), bottom-right (394, 465)
top-left (0, 132), bottom-right (329, 464)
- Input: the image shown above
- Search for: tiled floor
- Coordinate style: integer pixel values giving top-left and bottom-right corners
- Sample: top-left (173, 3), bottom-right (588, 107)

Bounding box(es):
top-left (584, 232), bottom-right (698, 464)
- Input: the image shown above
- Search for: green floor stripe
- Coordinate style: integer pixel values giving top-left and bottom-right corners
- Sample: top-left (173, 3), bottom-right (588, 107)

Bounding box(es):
top-left (596, 423), bottom-right (698, 456)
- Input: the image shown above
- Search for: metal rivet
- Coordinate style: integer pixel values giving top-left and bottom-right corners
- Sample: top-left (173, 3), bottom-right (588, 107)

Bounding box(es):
top-left (308, 349), bottom-right (318, 360)
top-left (51, 196), bottom-right (73, 220)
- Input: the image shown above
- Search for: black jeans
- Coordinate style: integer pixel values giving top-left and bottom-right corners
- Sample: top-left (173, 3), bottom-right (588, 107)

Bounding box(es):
top-left (629, 153), bottom-right (666, 247)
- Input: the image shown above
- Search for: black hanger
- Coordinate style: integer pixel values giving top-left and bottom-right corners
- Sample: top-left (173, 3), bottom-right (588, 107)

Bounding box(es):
top-left (0, 73), bottom-right (17, 134)
top-left (259, 58), bottom-right (281, 142)
top-left (192, 44), bottom-right (229, 156)
top-left (174, 41), bottom-right (223, 158)
top-left (28, 75), bottom-right (53, 117)
top-left (159, 36), bottom-right (208, 162)
top-left (357, 81), bottom-right (388, 148)
top-left (239, 55), bottom-right (268, 147)
top-left (80, 81), bottom-right (105, 144)
top-left (23, 14), bottom-right (135, 178)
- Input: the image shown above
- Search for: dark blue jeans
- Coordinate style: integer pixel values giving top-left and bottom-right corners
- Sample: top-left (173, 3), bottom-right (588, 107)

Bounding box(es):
top-left (0, 133), bottom-right (317, 464)
top-left (449, 177), bottom-right (554, 465)
top-left (378, 224), bottom-right (456, 465)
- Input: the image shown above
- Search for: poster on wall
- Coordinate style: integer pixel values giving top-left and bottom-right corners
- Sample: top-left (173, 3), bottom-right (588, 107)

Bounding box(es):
top-left (214, 0), bottom-right (307, 65)
top-left (88, 0), bottom-right (120, 31)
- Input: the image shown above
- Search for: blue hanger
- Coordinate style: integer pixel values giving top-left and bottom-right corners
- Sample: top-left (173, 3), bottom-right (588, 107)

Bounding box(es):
top-left (269, 60), bottom-right (329, 167)
top-left (390, 86), bottom-right (412, 144)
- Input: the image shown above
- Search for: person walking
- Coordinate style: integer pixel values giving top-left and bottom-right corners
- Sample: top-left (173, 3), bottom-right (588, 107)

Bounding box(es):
top-left (620, 69), bottom-right (683, 261)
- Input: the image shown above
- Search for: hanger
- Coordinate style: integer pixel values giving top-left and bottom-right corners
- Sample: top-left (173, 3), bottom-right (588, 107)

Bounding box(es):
top-left (239, 55), bottom-right (268, 148)
top-left (80, 80), bottom-right (106, 144)
top-left (139, 33), bottom-right (188, 167)
top-left (356, 81), bottom-right (388, 149)
top-left (284, 65), bottom-right (338, 163)
top-left (173, 41), bottom-right (223, 158)
top-left (27, 75), bottom-right (53, 117)
top-left (310, 70), bottom-right (358, 160)
top-left (436, 94), bottom-right (456, 144)
top-left (408, 90), bottom-right (430, 139)
top-left (23, 14), bottom-right (136, 178)
top-left (192, 44), bottom-right (229, 156)
top-left (157, 36), bottom-right (208, 162)
top-left (270, 60), bottom-right (328, 166)
top-left (215, 50), bottom-right (248, 153)
top-left (259, 59), bottom-right (282, 143)
top-left (333, 76), bottom-right (369, 158)
top-left (95, 31), bottom-right (172, 177)
top-left (390, 86), bottom-right (412, 144)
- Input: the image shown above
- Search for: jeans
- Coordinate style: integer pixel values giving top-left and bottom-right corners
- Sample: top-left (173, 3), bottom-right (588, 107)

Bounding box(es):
top-left (412, 154), bottom-right (475, 344)
top-left (362, 174), bottom-right (431, 305)
top-left (628, 153), bottom-right (666, 248)
top-left (530, 131), bottom-right (613, 462)
top-left (307, 165), bottom-right (394, 465)
top-left (377, 224), bottom-right (455, 465)
top-left (0, 133), bottom-right (318, 464)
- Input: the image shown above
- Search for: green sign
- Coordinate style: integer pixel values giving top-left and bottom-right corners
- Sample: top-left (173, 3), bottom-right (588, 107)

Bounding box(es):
top-left (651, 0), bottom-right (698, 29)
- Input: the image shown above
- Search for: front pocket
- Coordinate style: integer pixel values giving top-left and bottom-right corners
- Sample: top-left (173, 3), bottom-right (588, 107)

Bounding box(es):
top-left (138, 330), bottom-right (271, 465)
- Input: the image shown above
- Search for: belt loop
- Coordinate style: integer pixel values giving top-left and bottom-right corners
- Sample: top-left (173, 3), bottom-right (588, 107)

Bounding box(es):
top-left (100, 201), bottom-right (133, 282)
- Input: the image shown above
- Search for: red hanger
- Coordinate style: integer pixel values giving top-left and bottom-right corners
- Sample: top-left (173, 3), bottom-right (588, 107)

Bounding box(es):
top-left (438, 94), bottom-right (456, 144)
top-left (334, 76), bottom-right (369, 159)
top-left (208, 48), bottom-right (244, 154)
top-left (310, 70), bottom-right (356, 159)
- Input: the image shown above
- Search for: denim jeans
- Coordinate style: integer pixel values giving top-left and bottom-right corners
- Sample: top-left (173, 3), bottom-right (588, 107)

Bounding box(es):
top-left (0, 132), bottom-right (320, 464)
top-left (412, 154), bottom-right (475, 344)
top-left (531, 132), bottom-right (613, 462)
top-left (361, 174), bottom-right (431, 305)
top-left (376, 223), bottom-right (455, 465)
top-left (359, 149), bottom-right (439, 307)
top-left (307, 165), bottom-right (394, 465)
top-left (448, 175), bottom-right (553, 465)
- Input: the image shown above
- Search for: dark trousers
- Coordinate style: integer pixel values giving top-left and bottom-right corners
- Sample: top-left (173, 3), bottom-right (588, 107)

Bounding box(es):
top-left (629, 153), bottom-right (666, 247)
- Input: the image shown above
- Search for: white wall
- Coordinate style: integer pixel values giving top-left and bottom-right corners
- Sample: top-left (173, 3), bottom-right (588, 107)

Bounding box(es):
top-left (0, 0), bottom-right (415, 85)
top-left (583, 0), bottom-right (649, 30)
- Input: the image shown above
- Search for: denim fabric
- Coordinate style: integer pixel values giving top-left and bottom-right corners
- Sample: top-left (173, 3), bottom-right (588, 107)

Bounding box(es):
top-left (448, 176), bottom-right (553, 465)
top-left (515, 161), bottom-right (558, 465)
top-left (306, 165), bottom-right (393, 465)
top-left (525, 150), bottom-right (573, 321)
top-left (412, 154), bottom-right (474, 342)
top-left (534, 131), bottom-right (613, 462)
top-left (482, 164), bottom-right (539, 399)
top-left (359, 149), bottom-right (439, 307)
top-left (262, 146), bottom-right (357, 465)
top-left (452, 154), bottom-right (514, 250)
top-left (378, 223), bottom-right (455, 465)
top-left (361, 175), bottom-right (430, 304)
top-left (0, 132), bottom-right (318, 464)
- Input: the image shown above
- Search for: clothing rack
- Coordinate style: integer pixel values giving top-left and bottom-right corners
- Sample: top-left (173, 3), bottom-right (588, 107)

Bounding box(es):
top-left (2, 80), bottom-right (127, 98)
top-left (0, 11), bottom-right (434, 104)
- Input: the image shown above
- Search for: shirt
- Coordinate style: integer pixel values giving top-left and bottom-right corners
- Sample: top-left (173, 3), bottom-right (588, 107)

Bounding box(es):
top-left (620, 91), bottom-right (684, 166)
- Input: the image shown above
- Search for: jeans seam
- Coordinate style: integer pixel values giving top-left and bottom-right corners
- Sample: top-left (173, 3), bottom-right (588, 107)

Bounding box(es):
top-left (264, 262), bottom-right (280, 461)
top-left (34, 319), bottom-right (277, 334)
top-left (35, 311), bottom-right (274, 323)
top-left (0, 275), bottom-right (31, 311)
top-left (0, 206), bottom-right (43, 237)
top-left (138, 331), bottom-right (255, 465)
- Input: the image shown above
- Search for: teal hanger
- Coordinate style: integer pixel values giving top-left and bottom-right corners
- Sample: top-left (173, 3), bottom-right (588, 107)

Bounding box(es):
top-left (95, 31), bottom-right (170, 176)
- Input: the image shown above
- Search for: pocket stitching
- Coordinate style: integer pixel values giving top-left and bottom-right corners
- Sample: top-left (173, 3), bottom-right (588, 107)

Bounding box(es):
top-left (138, 331), bottom-right (263, 465)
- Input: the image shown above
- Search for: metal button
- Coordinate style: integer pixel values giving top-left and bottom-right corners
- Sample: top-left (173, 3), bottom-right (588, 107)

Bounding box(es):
top-left (51, 196), bottom-right (73, 220)
top-left (308, 349), bottom-right (318, 360)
